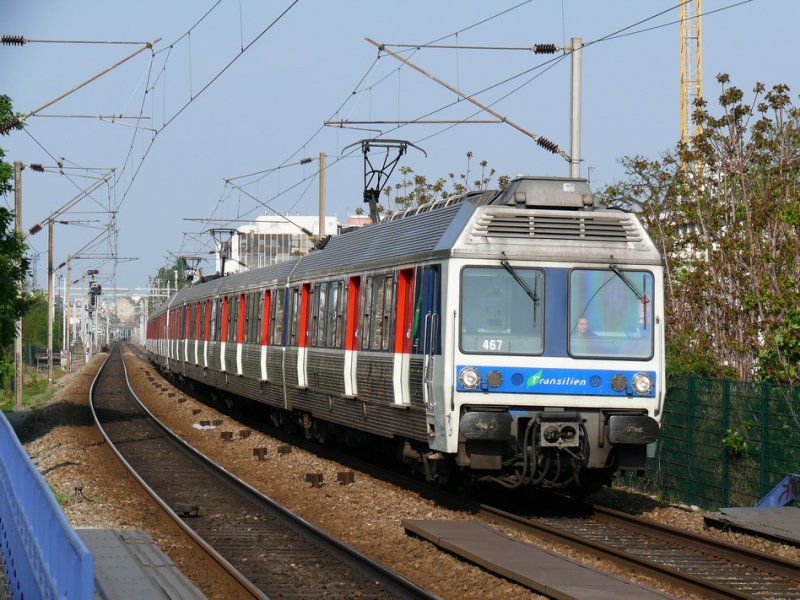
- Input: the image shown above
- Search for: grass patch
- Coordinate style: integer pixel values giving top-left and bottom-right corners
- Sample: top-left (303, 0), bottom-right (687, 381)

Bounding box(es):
top-left (1, 367), bottom-right (66, 412)
top-left (49, 484), bottom-right (69, 506)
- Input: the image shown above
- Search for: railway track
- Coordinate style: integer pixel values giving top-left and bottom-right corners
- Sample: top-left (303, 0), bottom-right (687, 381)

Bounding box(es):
top-left (128, 344), bottom-right (800, 599)
top-left (90, 345), bottom-right (437, 599)
top-left (480, 502), bottom-right (800, 600)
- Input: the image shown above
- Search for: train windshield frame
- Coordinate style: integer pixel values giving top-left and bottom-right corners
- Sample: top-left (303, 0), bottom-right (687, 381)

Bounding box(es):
top-left (459, 266), bottom-right (544, 355)
top-left (568, 268), bottom-right (655, 360)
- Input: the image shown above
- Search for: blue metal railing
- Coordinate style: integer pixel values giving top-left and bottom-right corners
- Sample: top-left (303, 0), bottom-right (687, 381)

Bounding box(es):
top-left (0, 412), bottom-right (94, 599)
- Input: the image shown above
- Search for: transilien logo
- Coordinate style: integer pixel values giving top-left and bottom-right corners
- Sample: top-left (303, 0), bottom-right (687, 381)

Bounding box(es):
top-left (526, 370), bottom-right (543, 387)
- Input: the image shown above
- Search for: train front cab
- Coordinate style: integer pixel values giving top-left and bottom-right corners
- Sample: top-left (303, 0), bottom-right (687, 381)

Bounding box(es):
top-left (449, 258), bottom-right (664, 488)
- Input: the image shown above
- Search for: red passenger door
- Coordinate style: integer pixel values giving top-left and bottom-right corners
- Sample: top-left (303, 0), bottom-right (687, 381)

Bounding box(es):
top-left (343, 276), bottom-right (360, 397)
top-left (393, 269), bottom-right (414, 405)
top-left (260, 290), bottom-right (271, 381)
top-left (296, 284), bottom-right (311, 388)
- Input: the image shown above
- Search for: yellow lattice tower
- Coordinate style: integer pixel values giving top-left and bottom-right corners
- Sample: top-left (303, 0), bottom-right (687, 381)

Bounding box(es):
top-left (680, 0), bottom-right (702, 143)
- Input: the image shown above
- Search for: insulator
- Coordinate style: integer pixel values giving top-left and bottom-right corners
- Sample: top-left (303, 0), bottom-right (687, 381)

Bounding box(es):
top-left (1, 35), bottom-right (27, 46)
top-left (533, 43), bottom-right (558, 54)
top-left (29, 163), bottom-right (45, 172)
top-left (536, 137), bottom-right (560, 154)
top-left (29, 223), bottom-right (42, 235)
top-left (299, 157), bottom-right (312, 165)
top-left (0, 117), bottom-right (21, 134)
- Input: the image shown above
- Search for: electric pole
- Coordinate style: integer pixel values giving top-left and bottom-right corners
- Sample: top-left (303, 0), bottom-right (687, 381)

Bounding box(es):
top-left (569, 37), bottom-right (583, 178)
top-left (47, 218), bottom-right (54, 383)
top-left (13, 161), bottom-right (23, 409)
top-left (318, 152), bottom-right (326, 236)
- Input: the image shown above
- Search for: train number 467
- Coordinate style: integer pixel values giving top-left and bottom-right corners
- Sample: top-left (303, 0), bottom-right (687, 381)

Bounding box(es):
top-left (482, 339), bottom-right (503, 351)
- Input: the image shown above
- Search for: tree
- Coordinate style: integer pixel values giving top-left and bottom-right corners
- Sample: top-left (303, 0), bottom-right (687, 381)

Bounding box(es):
top-left (147, 259), bottom-right (188, 312)
top-left (598, 76), bottom-right (800, 382)
top-left (0, 95), bottom-right (32, 388)
top-left (21, 292), bottom-right (62, 353)
top-left (381, 152), bottom-right (504, 215)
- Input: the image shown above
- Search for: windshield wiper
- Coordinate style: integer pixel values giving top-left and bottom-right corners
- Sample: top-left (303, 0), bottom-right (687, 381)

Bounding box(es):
top-left (609, 257), bottom-right (649, 329)
top-left (501, 252), bottom-right (540, 325)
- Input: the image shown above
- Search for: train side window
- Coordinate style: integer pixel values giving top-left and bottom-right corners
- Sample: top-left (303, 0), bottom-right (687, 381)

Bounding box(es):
top-left (411, 264), bottom-right (441, 355)
top-left (315, 282), bottom-right (327, 347)
top-left (323, 281), bottom-right (333, 348)
top-left (251, 292), bottom-right (263, 344)
top-left (411, 267), bottom-right (423, 354)
top-left (209, 300), bottom-right (217, 341)
top-left (309, 284), bottom-right (319, 346)
top-left (228, 295), bottom-right (238, 343)
top-left (382, 274), bottom-right (394, 351)
top-left (242, 293), bottom-right (250, 343)
top-left (361, 277), bottom-right (373, 351)
top-left (271, 289), bottom-right (285, 345)
top-left (288, 287), bottom-right (300, 346)
top-left (328, 280), bottom-right (343, 348)
top-left (219, 297), bottom-right (228, 343)
top-left (261, 290), bottom-right (271, 345)
top-left (370, 275), bottom-right (386, 350)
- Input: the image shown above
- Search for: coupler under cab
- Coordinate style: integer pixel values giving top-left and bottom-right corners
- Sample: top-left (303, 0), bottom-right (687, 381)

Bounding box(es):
top-left (455, 408), bottom-right (659, 489)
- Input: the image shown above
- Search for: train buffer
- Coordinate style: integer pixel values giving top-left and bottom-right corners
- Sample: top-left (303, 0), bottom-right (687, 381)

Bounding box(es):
top-left (403, 519), bottom-right (672, 599)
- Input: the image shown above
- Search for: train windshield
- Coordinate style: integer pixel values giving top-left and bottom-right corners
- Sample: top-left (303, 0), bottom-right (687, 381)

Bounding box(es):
top-left (569, 268), bottom-right (654, 359)
top-left (460, 266), bottom-right (543, 354)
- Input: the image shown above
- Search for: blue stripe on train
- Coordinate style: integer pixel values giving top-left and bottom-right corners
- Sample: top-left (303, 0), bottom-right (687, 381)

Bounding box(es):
top-left (455, 366), bottom-right (657, 398)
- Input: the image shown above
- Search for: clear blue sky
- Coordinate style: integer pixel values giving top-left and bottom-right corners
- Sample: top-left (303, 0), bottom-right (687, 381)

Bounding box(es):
top-left (1, 0), bottom-right (796, 293)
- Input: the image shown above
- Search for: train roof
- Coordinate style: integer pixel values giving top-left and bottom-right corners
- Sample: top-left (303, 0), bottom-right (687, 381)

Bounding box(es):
top-left (153, 176), bottom-right (661, 314)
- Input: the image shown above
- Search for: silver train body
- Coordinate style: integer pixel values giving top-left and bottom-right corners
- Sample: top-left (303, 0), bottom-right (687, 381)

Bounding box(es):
top-left (146, 176), bottom-right (665, 490)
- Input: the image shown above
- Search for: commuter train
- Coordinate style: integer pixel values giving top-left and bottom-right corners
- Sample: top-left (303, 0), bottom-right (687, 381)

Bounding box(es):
top-left (146, 176), bottom-right (665, 491)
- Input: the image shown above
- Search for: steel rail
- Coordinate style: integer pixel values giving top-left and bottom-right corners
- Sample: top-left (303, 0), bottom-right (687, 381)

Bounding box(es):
top-left (101, 344), bottom-right (438, 599)
top-left (89, 348), bottom-right (265, 599)
top-left (479, 502), bottom-right (800, 600)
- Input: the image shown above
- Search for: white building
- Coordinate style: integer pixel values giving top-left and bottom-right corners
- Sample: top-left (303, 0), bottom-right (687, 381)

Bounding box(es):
top-left (216, 215), bottom-right (340, 275)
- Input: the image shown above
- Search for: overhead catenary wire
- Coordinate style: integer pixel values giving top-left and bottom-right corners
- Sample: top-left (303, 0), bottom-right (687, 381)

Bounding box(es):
top-left (367, 38), bottom-right (568, 159)
top-left (229, 4), bottom-right (560, 222)
top-left (586, 0), bottom-right (752, 44)
top-left (114, 0), bottom-right (302, 214)
top-left (252, 1), bottom-right (536, 189)
top-left (207, 1), bottom-right (540, 244)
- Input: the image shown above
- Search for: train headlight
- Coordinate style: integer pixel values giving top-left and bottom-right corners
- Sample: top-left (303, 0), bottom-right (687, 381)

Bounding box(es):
top-left (459, 367), bottom-right (482, 390)
top-left (631, 372), bottom-right (654, 395)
